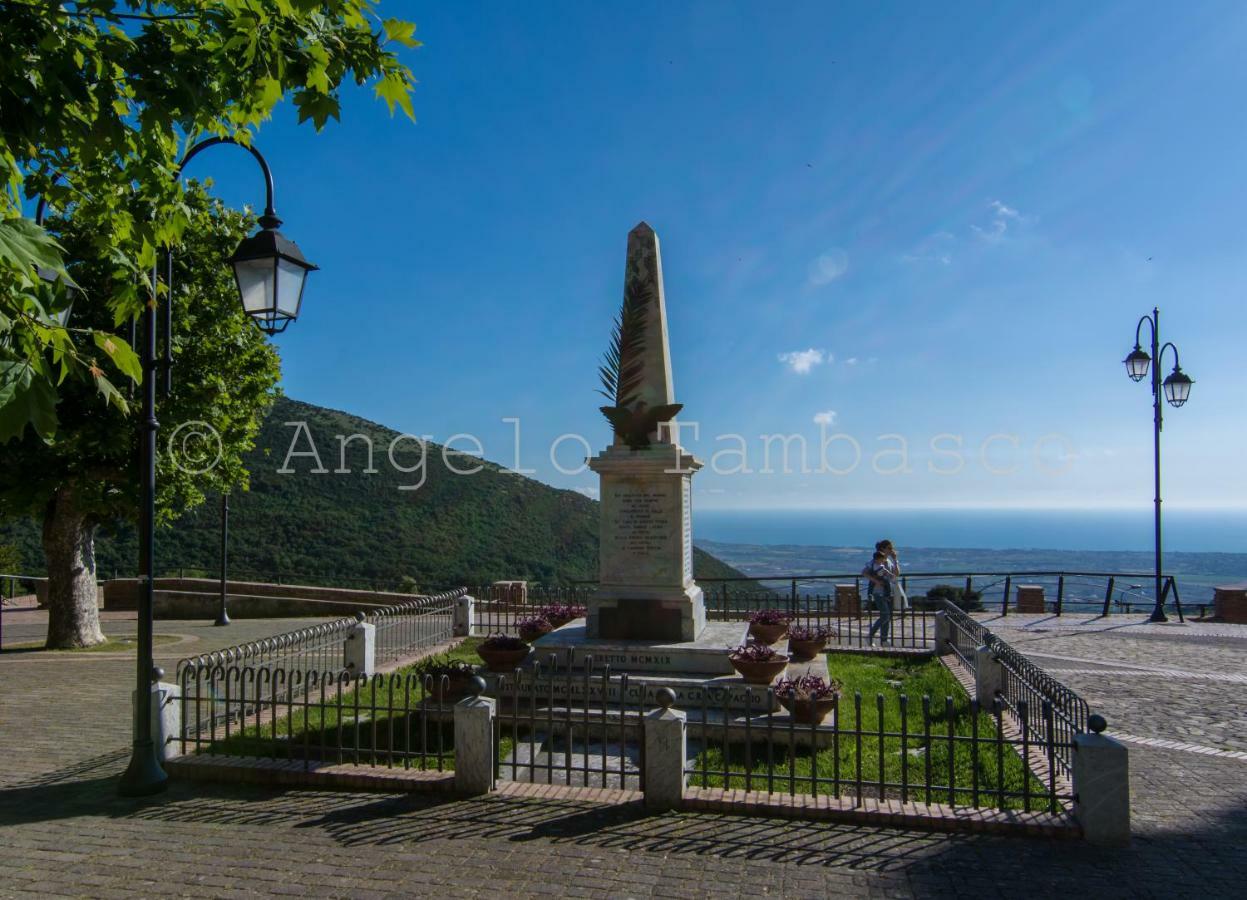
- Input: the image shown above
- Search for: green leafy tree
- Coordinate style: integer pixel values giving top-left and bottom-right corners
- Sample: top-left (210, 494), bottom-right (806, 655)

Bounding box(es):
top-left (0, 187), bottom-right (281, 647)
top-left (0, 0), bottom-right (418, 441)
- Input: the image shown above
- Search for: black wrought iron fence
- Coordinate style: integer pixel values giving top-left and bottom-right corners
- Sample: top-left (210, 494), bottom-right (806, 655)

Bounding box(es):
top-left (938, 600), bottom-right (1089, 781)
top-left (468, 584), bottom-right (592, 636)
top-left (370, 588), bottom-right (461, 664)
top-left (492, 653), bottom-right (646, 791)
top-left (682, 684), bottom-right (1070, 813)
top-left (177, 664), bottom-right (456, 770)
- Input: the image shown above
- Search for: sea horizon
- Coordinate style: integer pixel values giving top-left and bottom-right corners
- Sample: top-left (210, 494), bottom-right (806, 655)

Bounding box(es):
top-left (693, 507), bottom-right (1247, 555)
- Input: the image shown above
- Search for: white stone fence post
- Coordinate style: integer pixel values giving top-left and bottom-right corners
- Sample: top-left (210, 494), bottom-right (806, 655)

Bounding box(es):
top-left (454, 676), bottom-right (495, 795)
top-left (643, 687), bottom-right (687, 811)
top-left (453, 594), bottom-right (474, 637)
top-left (131, 666), bottom-right (181, 763)
top-left (344, 612), bottom-right (376, 677)
top-left (933, 610), bottom-right (952, 656)
top-left (1073, 714), bottom-right (1131, 845)
top-left (973, 644), bottom-right (1004, 706)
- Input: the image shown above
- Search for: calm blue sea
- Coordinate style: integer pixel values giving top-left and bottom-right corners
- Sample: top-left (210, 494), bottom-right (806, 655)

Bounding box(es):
top-left (694, 509), bottom-right (1247, 554)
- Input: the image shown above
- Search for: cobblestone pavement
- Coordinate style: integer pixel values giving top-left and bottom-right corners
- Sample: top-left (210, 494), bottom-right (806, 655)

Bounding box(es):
top-left (2, 612), bottom-right (1246, 898)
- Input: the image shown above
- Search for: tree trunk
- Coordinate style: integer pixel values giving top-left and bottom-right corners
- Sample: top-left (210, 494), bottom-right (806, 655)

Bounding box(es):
top-left (42, 484), bottom-right (105, 649)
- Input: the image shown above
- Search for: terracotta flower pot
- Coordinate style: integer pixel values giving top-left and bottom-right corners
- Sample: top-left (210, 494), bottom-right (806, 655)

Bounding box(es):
top-left (518, 623), bottom-right (553, 643)
top-left (787, 638), bottom-right (827, 661)
top-left (778, 694), bottom-right (838, 725)
top-left (427, 672), bottom-right (475, 702)
top-left (748, 621), bottom-right (789, 644)
top-left (729, 655), bottom-right (790, 685)
top-left (477, 644), bottom-right (531, 672)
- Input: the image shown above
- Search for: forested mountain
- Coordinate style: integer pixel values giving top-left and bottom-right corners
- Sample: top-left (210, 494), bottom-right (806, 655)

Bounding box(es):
top-left (0, 397), bottom-right (744, 589)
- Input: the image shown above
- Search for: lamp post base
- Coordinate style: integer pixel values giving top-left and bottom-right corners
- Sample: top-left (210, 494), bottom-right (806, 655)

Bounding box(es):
top-left (214, 611), bottom-right (231, 627)
top-left (118, 741), bottom-right (168, 797)
top-left (1148, 608), bottom-right (1168, 623)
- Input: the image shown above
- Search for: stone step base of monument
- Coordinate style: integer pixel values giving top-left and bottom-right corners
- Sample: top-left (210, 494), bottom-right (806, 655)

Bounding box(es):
top-left (528, 620), bottom-right (752, 676)
top-left (503, 706), bottom-right (839, 750)
top-left (476, 654), bottom-right (830, 715)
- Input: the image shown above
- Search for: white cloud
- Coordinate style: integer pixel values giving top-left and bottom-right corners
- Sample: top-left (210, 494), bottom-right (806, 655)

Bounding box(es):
top-left (844, 357), bottom-right (859, 366)
top-left (813, 410), bottom-right (837, 426)
top-left (778, 348), bottom-right (827, 374)
top-left (807, 248), bottom-right (849, 286)
top-left (973, 200), bottom-right (1025, 244)
top-left (575, 486), bottom-right (600, 499)
top-left (989, 200), bottom-right (1019, 219)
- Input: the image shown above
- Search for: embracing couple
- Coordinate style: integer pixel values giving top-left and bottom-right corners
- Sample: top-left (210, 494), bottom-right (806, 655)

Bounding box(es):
top-left (863, 539), bottom-right (906, 646)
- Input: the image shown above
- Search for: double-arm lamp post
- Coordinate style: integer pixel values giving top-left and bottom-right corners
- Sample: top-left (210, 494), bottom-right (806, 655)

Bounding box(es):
top-left (1122, 307), bottom-right (1194, 624)
top-left (109, 137), bottom-right (318, 796)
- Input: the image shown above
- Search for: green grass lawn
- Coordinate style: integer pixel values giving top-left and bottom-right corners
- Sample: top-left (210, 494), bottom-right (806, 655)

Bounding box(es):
top-left (201, 638), bottom-right (487, 770)
top-left (687, 652), bottom-right (1052, 810)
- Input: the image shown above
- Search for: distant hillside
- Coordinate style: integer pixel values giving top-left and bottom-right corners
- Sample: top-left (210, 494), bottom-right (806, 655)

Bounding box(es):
top-left (0, 397), bottom-right (745, 589)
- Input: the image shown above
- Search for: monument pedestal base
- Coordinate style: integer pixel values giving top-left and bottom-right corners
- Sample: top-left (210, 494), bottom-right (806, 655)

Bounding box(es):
top-left (532, 620), bottom-right (742, 675)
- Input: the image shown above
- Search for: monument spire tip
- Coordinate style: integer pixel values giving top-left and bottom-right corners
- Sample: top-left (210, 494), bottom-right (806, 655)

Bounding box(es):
top-left (629, 221), bottom-right (655, 236)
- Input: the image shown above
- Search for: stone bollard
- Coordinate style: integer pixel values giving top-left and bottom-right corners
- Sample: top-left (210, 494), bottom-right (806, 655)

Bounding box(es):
top-left (1073, 715), bottom-right (1131, 846)
top-left (1015, 584), bottom-right (1046, 614)
top-left (453, 594), bottom-right (475, 637)
top-left (643, 688), bottom-right (687, 811)
top-left (132, 667), bottom-right (182, 763)
top-left (933, 610), bottom-right (953, 656)
top-left (973, 644), bottom-right (1004, 706)
top-left (344, 612), bottom-right (376, 678)
top-left (454, 677), bottom-right (496, 796)
top-left (835, 583), bottom-right (861, 616)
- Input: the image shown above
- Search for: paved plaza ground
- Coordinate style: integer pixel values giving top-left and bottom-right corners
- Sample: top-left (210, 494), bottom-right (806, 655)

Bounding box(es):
top-left (1, 607), bottom-right (1245, 898)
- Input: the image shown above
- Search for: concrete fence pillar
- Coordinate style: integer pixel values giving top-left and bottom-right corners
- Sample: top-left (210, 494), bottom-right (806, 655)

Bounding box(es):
top-left (834, 583), bottom-right (860, 615)
top-left (453, 594), bottom-right (475, 637)
top-left (454, 680), bottom-right (496, 796)
top-left (132, 671), bottom-right (182, 763)
top-left (643, 688), bottom-right (687, 811)
top-left (933, 610), bottom-right (952, 656)
top-left (973, 644), bottom-right (1003, 706)
top-left (1015, 584), bottom-right (1046, 614)
top-left (344, 613), bottom-right (376, 677)
top-left (1073, 716), bottom-right (1131, 846)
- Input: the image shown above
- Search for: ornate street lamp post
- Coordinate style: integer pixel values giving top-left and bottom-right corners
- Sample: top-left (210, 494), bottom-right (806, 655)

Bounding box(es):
top-left (1123, 307), bottom-right (1194, 624)
top-left (118, 137), bottom-right (317, 796)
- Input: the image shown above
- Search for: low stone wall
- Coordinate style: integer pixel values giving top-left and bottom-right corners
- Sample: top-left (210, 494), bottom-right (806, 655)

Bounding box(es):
top-left (102, 577), bottom-right (422, 619)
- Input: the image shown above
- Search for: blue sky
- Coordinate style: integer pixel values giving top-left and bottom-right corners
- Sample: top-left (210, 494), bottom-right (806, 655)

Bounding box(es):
top-left (196, 1), bottom-right (1247, 511)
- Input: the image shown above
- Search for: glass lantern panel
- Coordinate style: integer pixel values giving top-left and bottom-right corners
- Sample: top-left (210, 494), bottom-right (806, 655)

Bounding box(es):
top-left (234, 257), bottom-right (276, 315)
top-left (275, 258), bottom-right (308, 318)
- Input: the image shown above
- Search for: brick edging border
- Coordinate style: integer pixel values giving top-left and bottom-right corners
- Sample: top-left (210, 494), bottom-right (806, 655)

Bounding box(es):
top-left (166, 753), bottom-right (1079, 837)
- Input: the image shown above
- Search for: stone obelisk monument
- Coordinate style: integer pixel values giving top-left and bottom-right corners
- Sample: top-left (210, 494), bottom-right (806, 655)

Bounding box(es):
top-left (587, 223), bottom-right (706, 642)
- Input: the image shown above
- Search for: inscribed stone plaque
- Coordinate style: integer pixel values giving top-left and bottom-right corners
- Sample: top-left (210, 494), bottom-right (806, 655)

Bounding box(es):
top-left (600, 479), bottom-right (680, 586)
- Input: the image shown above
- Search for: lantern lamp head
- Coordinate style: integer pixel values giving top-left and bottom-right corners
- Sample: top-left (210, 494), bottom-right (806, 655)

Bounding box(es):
top-left (227, 218), bottom-right (318, 335)
top-left (1162, 367), bottom-right (1193, 408)
top-left (1123, 346), bottom-right (1151, 382)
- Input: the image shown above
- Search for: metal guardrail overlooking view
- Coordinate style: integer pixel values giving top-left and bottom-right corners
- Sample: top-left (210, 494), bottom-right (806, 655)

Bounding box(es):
top-left (692, 571), bottom-right (1186, 620)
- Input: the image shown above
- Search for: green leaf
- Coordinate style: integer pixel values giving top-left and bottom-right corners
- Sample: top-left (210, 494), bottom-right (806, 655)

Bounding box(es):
top-left (293, 91), bottom-right (341, 130)
top-left (93, 331), bottom-right (143, 383)
top-left (92, 370), bottom-right (129, 415)
top-left (374, 73), bottom-right (415, 122)
top-left (0, 218), bottom-right (79, 288)
top-left (0, 360), bottom-right (58, 442)
top-left (383, 19), bottom-right (421, 48)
